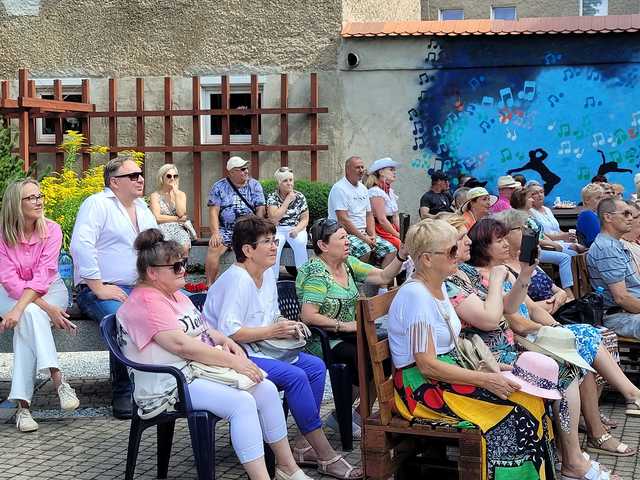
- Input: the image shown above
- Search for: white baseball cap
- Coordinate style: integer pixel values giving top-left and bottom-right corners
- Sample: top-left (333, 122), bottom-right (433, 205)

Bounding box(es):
top-left (227, 156), bottom-right (248, 170)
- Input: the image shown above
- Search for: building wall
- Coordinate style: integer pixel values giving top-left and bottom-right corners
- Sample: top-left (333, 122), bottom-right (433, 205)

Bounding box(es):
top-left (339, 33), bottom-right (640, 214)
top-left (420, 0), bottom-right (640, 19)
top-left (0, 0), bottom-right (344, 78)
top-left (342, 0), bottom-right (421, 22)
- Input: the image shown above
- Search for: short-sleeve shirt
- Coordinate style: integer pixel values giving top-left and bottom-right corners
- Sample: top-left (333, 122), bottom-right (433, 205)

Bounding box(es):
top-left (388, 281), bottom-right (460, 368)
top-left (368, 186), bottom-right (398, 217)
top-left (203, 265), bottom-right (280, 358)
top-left (266, 190), bottom-right (308, 227)
top-left (207, 178), bottom-right (265, 243)
top-left (296, 256), bottom-right (373, 355)
top-left (587, 233), bottom-right (640, 308)
top-left (328, 177), bottom-right (370, 230)
top-left (117, 287), bottom-right (209, 417)
top-left (419, 190), bottom-right (453, 215)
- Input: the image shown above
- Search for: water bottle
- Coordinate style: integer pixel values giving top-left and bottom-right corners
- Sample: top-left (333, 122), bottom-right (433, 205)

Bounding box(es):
top-left (593, 286), bottom-right (606, 324)
top-left (58, 251), bottom-right (74, 308)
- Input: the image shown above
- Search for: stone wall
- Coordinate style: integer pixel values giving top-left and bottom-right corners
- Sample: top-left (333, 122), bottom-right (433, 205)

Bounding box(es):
top-left (342, 0), bottom-right (421, 22)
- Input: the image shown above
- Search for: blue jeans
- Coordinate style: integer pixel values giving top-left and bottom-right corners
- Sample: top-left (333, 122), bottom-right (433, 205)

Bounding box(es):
top-left (250, 352), bottom-right (326, 434)
top-left (538, 249), bottom-right (575, 288)
top-left (76, 285), bottom-right (134, 398)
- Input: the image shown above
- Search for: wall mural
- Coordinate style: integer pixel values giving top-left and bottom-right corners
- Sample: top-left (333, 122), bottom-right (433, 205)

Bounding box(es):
top-left (409, 39), bottom-right (640, 203)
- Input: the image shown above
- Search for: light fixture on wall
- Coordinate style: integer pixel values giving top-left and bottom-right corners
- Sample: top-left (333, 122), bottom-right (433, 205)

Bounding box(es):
top-left (346, 52), bottom-right (360, 68)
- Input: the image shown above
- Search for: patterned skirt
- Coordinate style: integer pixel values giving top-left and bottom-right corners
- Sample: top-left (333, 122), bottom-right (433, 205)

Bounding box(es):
top-left (393, 354), bottom-right (555, 480)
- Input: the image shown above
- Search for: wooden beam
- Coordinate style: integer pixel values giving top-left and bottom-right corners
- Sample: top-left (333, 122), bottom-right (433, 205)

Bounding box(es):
top-left (136, 78), bottom-right (145, 170)
top-left (53, 80), bottom-right (64, 171)
top-left (192, 76), bottom-right (202, 236)
top-left (18, 69), bottom-right (29, 170)
top-left (310, 73), bottom-right (319, 181)
top-left (18, 97), bottom-right (95, 113)
top-left (221, 75), bottom-right (230, 173)
top-left (280, 74), bottom-right (288, 167)
top-left (81, 79), bottom-right (91, 170)
top-left (26, 144), bottom-right (329, 154)
top-left (250, 74), bottom-right (259, 178)
top-left (108, 79), bottom-right (117, 159)
top-left (164, 77), bottom-right (173, 164)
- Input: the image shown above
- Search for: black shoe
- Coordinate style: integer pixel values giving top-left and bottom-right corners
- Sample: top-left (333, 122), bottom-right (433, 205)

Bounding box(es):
top-left (112, 395), bottom-right (133, 420)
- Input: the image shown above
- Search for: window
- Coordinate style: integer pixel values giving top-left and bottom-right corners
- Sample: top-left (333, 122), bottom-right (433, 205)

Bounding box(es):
top-left (491, 6), bottom-right (517, 20)
top-left (200, 76), bottom-right (264, 144)
top-left (581, 0), bottom-right (608, 16)
top-left (34, 79), bottom-right (83, 144)
top-left (439, 9), bottom-right (464, 20)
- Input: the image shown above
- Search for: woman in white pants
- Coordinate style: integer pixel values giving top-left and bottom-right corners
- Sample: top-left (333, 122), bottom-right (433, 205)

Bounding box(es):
top-left (117, 228), bottom-right (314, 480)
top-left (0, 179), bottom-right (79, 432)
top-left (267, 167), bottom-right (309, 279)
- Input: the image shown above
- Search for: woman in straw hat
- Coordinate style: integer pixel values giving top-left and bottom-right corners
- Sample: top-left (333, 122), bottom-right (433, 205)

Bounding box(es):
top-left (459, 187), bottom-right (497, 230)
top-left (388, 218), bottom-right (555, 480)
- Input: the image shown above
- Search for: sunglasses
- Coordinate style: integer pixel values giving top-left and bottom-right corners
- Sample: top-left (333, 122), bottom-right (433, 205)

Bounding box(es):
top-left (316, 218), bottom-right (339, 241)
top-left (427, 244), bottom-right (458, 260)
top-left (165, 173), bottom-right (179, 179)
top-left (251, 237), bottom-right (280, 247)
top-left (114, 171), bottom-right (144, 181)
top-left (22, 194), bottom-right (45, 204)
top-left (277, 167), bottom-right (293, 173)
top-left (152, 258), bottom-right (188, 274)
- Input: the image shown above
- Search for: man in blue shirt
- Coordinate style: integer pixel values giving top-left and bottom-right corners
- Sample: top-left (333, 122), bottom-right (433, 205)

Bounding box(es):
top-left (587, 197), bottom-right (640, 339)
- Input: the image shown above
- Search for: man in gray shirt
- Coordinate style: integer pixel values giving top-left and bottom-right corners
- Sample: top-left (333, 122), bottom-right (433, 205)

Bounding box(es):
top-left (587, 197), bottom-right (640, 339)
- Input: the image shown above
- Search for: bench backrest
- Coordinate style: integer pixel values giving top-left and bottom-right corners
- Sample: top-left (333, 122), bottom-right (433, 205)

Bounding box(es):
top-left (357, 289), bottom-right (398, 426)
top-left (571, 253), bottom-right (593, 298)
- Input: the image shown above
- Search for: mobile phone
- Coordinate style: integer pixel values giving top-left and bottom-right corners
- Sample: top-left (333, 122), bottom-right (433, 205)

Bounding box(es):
top-left (519, 226), bottom-right (539, 265)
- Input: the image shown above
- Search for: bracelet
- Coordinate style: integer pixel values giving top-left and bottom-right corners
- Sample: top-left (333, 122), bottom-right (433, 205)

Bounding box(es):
top-left (396, 251), bottom-right (408, 262)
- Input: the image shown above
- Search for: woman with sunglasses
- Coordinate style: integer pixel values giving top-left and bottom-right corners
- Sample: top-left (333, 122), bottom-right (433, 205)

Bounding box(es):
top-left (267, 167), bottom-right (309, 280)
top-left (149, 164), bottom-right (192, 254)
top-left (297, 218), bottom-right (407, 436)
top-left (0, 179), bottom-right (80, 432)
top-left (388, 218), bottom-right (557, 480)
top-left (118, 228), bottom-right (314, 480)
top-left (204, 216), bottom-right (361, 480)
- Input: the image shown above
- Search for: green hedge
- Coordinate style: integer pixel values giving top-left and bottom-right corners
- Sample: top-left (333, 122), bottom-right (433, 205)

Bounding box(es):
top-left (260, 179), bottom-right (331, 227)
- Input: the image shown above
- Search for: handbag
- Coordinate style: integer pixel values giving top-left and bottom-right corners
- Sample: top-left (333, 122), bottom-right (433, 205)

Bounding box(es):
top-left (182, 219), bottom-right (198, 240)
top-left (187, 346), bottom-right (268, 390)
top-left (554, 292), bottom-right (605, 326)
top-left (248, 316), bottom-right (312, 364)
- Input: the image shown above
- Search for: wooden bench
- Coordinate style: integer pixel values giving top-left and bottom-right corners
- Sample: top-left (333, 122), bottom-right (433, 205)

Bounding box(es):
top-left (355, 290), bottom-right (482, 480)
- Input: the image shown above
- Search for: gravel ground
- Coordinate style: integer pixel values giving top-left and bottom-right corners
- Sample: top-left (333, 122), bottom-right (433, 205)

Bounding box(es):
top-left (0, 351), bottom-right (110, 381)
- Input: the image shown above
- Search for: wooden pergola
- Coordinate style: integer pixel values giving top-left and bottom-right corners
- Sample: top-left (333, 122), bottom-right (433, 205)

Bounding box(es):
top-left (0, 68), bottom-right (329, 234)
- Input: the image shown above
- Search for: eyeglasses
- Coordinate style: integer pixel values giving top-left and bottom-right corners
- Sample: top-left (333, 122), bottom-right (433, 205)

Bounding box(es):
top-left (426, 245), bottom-right (458, 259)
top-left (21, 194), bottom-right (45, 204)
top-left (165, 173), bottom-right (179, 179)
top-left (251, 237), bottom-right (280, 247)
top-left (609, 210), bottom-right (634, 218)
top-left (114, 171), bottom-right (144, 181)
top-left (151, 259), bottom-right (188, 274)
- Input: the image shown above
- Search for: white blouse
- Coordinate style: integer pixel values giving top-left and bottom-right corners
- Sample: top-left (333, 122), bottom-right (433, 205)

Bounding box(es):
top-left (368, 186), bottom-right (399, 217)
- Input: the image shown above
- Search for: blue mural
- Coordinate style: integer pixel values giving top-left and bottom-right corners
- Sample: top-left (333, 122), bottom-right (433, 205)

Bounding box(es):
top-left (409, 37), bottom-right (640, 203)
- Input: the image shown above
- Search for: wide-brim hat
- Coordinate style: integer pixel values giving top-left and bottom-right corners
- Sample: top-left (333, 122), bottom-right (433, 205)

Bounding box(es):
top-left (515, 326), bottom-right (595, 373)
top-left (460, 187), bottom-right (498, 212)
top-left (497, 175), bottom-right (520, 189)
top-left (501, 351), bottom-right (561, 400)
top-left (368, 157), bottom-right (399, 173)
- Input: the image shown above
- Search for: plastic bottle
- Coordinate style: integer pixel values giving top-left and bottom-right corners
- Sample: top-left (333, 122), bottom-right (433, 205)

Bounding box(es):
top-left (58, 251), bottom-right (74, 308)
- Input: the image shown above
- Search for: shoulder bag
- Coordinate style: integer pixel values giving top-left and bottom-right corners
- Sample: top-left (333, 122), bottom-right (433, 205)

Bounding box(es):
top-left (226, 178), bottom-right (257, 214)
top-left (248, 316), bottom-right (312, 364)
top-left (187, 346), bottom-right (268, 390)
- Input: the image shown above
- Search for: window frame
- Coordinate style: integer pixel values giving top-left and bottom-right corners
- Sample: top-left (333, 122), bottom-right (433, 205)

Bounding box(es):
top-left (490, 6), bottom-right (517, 20)
top-left (200, 75), bottom-right (265, 145)
top-left (439, 8), bottom-right (464, 20)
top-left (580, 0), bottom-right (608, 16)
top-left (34, 78), bottom-right (84, 144)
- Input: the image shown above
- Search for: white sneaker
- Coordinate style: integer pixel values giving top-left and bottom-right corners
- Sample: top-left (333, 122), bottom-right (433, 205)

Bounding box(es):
top-left (16, 407), bottom-right (38, 432)
top-left (57, 381), bottom-right (80, 411)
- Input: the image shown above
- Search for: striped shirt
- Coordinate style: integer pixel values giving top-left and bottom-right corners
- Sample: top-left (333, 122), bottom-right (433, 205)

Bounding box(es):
top-left (587, 232), bottom-right (640, 308)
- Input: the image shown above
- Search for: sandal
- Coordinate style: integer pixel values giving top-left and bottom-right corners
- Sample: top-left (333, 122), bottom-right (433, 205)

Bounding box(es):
top-left (561, 460), bottom-right (621, 480)
top-left (625, 398), bottom-right (640, 417)
top-left (293, 445), bottom-right (318, 467)
top-left (586, 433), bottom-right (636, 457)
top-left (317, 454), bottom-right (363, 480)
top-left (599, 413), bottom-right (617, 430)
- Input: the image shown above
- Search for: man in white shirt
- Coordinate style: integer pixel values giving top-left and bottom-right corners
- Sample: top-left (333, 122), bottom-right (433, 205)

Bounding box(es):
top-left (328, 156), bottom-right (396, 264)
top-left (70, 155), bottom-right (158, 418)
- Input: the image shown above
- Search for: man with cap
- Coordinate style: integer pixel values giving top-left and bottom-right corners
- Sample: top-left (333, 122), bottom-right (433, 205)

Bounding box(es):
top-left (490, 175), bottom-right (520, 214)
top-left (328, 156), bottom-right (397, 265)
top-left (419, 170), bottom-right (453, 219)
top-left (205, 156), bottom-right (265, 284)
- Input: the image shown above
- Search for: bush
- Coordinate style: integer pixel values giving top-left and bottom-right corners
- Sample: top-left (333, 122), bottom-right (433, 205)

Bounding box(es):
top-left (260, 179), bottom-right (331, 226)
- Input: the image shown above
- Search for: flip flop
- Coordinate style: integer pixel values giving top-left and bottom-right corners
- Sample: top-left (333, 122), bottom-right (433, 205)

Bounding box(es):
top-left (586, 433), bottom-right (636, 457)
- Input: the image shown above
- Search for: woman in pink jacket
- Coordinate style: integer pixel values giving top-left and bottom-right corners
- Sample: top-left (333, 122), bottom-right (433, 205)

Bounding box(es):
top-left (0, 179), bottom-right (79, 432)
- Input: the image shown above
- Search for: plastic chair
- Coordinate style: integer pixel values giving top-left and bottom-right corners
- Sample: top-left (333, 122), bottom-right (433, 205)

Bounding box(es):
top-left (189, 292), bottom-right (208, 312)
top-left (100, 314), bottom-right (220, 480)
top-left (276, 280), bottom-right (355, 451)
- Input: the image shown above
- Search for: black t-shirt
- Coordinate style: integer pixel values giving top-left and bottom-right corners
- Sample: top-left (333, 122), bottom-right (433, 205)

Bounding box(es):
top-left (420, 190), bottom-right (453, 215)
